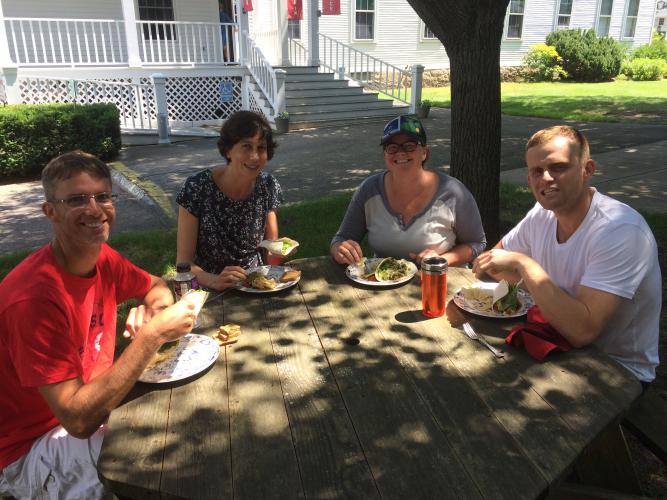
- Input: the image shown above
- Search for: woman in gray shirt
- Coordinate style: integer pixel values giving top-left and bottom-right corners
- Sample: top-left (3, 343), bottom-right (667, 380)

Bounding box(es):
top-left (331, 115), bottom-right (486, 266)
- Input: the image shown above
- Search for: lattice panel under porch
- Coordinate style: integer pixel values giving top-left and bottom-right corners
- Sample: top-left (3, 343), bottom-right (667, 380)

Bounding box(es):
top-left (248, 90), bottom-right (263, 116)
top-left (140, 76), bottom-right (242, 122)
top-left (17, 78), bottom-right (149, 128)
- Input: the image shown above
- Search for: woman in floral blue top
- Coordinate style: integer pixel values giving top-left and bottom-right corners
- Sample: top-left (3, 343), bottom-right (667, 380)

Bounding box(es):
top-left (176, 111), bottom-right (283, 290)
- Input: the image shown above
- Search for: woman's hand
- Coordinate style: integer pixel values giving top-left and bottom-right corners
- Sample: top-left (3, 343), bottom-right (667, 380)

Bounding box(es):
top-left (206, 266), bottom-right (248, 291)
top-left (409, 248), bottom-right (440, 266)
top-left (331, 240), bottom-right (363, 265)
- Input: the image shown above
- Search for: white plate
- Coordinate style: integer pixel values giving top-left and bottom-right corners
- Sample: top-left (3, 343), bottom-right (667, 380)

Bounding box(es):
top-left (345, 258), bottom-right (418, 287)
top-left (139, 334), bottom-right (220, 384)
top-left (236, 265), bottom-right (301, 294)
top-left (452, 282), bottom-right (535, 318)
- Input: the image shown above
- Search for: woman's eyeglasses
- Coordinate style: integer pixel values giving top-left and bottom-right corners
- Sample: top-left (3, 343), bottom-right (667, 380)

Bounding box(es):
top-left (384, 142), bottom-right (419, 154)
top-left (50, 192), bottom-right (118, 209)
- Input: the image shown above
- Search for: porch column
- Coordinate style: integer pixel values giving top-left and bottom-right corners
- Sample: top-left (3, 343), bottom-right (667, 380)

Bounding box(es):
top-left (277, 0), bottom-right (289, 65)
top-left (0, 0), bottom-right (20, 104)
top-left (307, 0), bottom-right (319, 67)
top-left (0, 0), bottom-right (15, 69)
top-left (120, 0), bottom-right (142, 67)
top-left (237, 0), bottom-right (249, 66)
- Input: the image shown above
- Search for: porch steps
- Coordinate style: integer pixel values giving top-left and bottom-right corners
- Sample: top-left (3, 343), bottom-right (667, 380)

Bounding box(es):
top-left (277, 66), bottom-right (408, 131)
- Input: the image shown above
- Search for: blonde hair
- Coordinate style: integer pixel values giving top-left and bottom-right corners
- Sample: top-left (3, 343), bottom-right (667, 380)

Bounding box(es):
top-left (526, 125), bottom-right (590, 166)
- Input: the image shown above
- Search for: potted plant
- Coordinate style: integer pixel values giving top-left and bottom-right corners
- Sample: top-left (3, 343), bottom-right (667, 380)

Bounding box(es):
top-left (417, 99), bottom-right (432, 119)
top-left (275, 111), bottom-right (289, 134)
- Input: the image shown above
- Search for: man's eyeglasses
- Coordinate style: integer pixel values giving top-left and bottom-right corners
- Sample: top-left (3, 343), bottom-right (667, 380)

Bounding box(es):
top-left (384, 142), bottom-right (419, 154)
top-left (50, 192), bottom-right (118, 209)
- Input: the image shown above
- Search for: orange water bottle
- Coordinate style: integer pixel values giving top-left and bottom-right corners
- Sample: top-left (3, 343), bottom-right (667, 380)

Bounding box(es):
top-left (421, 257), bottom-right (448, 318)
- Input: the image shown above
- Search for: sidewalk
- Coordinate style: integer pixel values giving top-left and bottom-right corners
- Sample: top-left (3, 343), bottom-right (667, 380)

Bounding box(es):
top-left (1, 107), bottom-right (666, 255)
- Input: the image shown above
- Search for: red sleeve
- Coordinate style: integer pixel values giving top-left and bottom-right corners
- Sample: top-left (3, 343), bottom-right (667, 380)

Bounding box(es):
top-left (101, 245), bottom-right (152, 303)
top-left (7, 299), bottom-right (82, 387)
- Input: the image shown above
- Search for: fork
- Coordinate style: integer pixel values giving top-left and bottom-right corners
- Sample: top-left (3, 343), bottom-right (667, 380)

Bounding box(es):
top-left (462, 322), bottom-right (505, 358)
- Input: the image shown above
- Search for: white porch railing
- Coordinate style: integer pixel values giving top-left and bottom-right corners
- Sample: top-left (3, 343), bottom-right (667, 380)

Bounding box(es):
top-left (288, 38), bottom-right (309, 67)
top-left (3, 17), bottom-right (238, 67)
top-left (319, 33), bottom-right (410, 104)
top-left (4, 18), bottom-right (126, 66)
top-left (136, 21), bottom-right (236, 65)
top-left (242, 31), bottom-right (283, 116)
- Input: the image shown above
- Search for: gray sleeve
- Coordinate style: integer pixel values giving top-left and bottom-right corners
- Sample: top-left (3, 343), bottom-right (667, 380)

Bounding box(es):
top-left (330, 184), bottom-right (369, 248)
top-left (452, 181), bottom-right (486, 258)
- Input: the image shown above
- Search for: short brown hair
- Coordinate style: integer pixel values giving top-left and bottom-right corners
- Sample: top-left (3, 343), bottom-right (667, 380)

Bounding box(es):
top-left (41, 150), bottom-right (111, 201)
top-left (525, 125), bottom-right (590, 165)
top-left (217, 111), bottom-right (277, 163)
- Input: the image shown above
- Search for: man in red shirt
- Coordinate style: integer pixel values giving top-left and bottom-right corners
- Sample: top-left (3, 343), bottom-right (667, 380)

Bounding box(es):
top-left (0, 151), bottom-right (195, 499)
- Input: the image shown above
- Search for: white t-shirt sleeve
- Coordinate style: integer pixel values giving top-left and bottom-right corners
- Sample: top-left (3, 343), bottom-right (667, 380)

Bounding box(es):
top-left (501, 203), bottom-right (543, 256)
top-left (580, 223), bottom-right (655, 300)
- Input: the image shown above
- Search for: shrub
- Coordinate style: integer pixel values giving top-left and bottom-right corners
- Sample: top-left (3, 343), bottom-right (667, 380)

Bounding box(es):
top-left (546, 29), bottom-right (623, 82)
top-left (522, 44), bottom-right (568, 81)
top-left (621, 57), bottom-right (667, 81)
top-left (0, 103), bottom-right (121, 179)
top-left (632, 36), bottom-right (667, 63)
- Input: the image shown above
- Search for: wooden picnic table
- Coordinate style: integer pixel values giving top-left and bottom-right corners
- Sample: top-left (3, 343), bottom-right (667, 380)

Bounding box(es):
top-left (98, 256), bottom-right (641, 499)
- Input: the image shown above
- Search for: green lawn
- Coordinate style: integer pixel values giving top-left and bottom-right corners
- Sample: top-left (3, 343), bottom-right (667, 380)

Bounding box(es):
top-left (422, 80), bottom-right (667, 124)
top-left (0, 186), bottom-right (534, 281)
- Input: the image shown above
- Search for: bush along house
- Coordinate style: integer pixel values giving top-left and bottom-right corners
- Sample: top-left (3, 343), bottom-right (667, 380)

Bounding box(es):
top-left (0, 0), bottom-right (656, 135)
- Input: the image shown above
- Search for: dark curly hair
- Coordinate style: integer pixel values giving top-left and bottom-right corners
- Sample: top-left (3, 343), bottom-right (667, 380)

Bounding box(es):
top-left (217, 111), bottom-right (277, 163)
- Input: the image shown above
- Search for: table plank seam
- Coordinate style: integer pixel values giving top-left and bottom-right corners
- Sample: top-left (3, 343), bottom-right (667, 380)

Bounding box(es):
top-left (292, 281), bottom-right (383, 498)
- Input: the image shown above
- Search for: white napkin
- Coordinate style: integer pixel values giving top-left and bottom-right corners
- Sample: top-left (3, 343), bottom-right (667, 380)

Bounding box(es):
top-left (180, 289), bottom-right (209, 316)
top-left (258, 237), bottom-right (299, 256)
top-left (491, 280), bottom-right (510, 305)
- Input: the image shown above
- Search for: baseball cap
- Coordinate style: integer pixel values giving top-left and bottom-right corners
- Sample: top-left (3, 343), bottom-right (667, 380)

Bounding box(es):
top-left (380, 115), bottom-right (427, 146)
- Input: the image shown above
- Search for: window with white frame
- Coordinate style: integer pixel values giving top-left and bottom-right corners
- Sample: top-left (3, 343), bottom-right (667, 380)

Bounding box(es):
top-left (288, 19), bottom-right (301, 39)
top-left (556, 0), bottom-right (573, 29)
top-left (422, 22), bottom-right (436, 40)
top-left (596, 0), bottom-right (613, 37)
top-left (505, 0), bottom-right (525, 39)
top-left (354, 0), bottom-right (375, 40)
top-left (138, 0), bottom-right (175, 40)
top-left (623, 0), bottom-right (640, 38)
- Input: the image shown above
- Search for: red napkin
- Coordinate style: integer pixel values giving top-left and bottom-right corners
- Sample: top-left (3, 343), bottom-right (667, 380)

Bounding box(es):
top-left (506, 306), bottom-right (572, 362)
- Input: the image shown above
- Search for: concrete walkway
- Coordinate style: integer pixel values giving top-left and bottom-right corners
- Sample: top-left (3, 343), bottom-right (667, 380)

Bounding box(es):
top-left (1, 107), bottom-right (666, 255)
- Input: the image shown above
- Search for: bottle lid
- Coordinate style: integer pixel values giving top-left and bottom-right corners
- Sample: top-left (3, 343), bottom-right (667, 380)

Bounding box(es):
top-left (176, 262), bottom-right (192, 273)
top-left (421, 256), bottom-right (448, 272)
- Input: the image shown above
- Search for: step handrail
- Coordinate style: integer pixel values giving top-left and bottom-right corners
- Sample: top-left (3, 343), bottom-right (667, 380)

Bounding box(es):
top-left (288, 37), bottom-right (309, 67)
top-left (241, 30), bottom-right (283, 116)
top-left (318, 33), bottom-right (410, 104)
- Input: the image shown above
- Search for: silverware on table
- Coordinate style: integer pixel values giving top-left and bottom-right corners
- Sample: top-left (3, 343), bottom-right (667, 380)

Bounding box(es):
top-left (462, 322), bottom-right (505, 358)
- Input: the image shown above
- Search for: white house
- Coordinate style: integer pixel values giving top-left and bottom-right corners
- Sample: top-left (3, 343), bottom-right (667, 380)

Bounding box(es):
top-left (0, 0), bottom-right (656, 132)
top-left (286, 0), bottom-right (655, 69)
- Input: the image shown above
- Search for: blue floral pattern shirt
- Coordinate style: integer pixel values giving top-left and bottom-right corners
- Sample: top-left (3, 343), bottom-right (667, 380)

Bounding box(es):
top-left (176, 169), bottom-right (283, 273)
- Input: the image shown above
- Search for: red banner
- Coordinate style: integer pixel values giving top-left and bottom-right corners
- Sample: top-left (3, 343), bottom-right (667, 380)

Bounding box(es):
top-left (243, 0), bottom-right (253, 12)
top-left (287, 0), bottom-right (303, 20)
top-left (321, 0), bottom-right (340, 15)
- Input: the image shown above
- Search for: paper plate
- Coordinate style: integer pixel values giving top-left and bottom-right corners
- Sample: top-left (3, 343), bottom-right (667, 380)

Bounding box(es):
top-left (452, 283), bottom-right (534, 318)
top-left (237, 265), bottom-right (301, 294)
top-left (139, 334), bottom-right (219, 383)
top-left (345, 258), bottom-right (418, 287)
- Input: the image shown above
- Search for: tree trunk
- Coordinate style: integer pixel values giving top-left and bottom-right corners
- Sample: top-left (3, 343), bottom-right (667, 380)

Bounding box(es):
top-left (405, 0), bottom-right (509, 245)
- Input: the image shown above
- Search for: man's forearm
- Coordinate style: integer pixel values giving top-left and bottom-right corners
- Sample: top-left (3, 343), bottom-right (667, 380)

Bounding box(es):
top-left (515, 257), bottom-right (602, 347)
top-left (143, 277), bottom-right (175, 309)
top-left (39, 326), bottom-right (163, 438)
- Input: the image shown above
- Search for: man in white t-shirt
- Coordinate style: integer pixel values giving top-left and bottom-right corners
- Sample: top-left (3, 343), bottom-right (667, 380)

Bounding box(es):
top-left (473, 125), bottom-right (661, 386)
